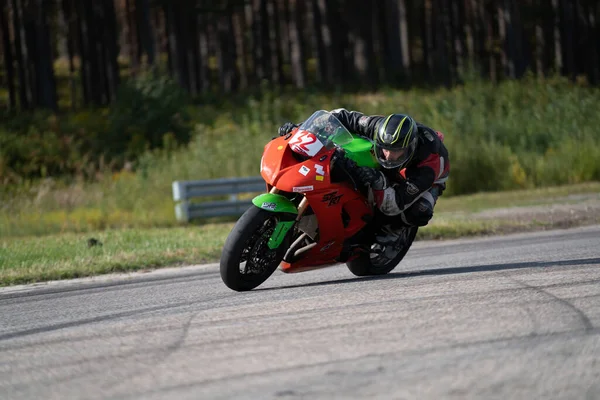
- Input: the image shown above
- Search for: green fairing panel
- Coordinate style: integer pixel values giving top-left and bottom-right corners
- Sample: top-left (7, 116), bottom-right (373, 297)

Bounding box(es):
top-left (252, 193), bottom-right (298, 214)
top-left (342, 137), bottom-right (379, 168)
top-left (268, 220), bottom-right (295, 249)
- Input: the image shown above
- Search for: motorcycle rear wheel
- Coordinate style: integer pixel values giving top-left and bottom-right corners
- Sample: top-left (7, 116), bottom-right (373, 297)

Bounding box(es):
top-left (346, 226), bottom-right (418, 276)
top-left (220, 206), bottom-right (290, 291)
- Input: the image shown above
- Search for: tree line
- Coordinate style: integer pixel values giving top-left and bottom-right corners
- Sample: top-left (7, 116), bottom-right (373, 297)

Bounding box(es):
top-left (0, 0), bottom-right (599, 112)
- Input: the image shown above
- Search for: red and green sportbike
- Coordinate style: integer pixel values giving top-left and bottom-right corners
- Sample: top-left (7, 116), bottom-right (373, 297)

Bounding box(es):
top-left (220, 111), bottom-right (418, 291)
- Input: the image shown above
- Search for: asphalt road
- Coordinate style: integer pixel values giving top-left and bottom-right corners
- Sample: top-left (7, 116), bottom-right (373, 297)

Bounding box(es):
top-left (1, 225), bottom-right (600, 400)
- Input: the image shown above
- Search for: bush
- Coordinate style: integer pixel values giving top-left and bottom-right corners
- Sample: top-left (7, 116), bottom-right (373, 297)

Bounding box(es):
top-left (107, 71), bottom-right (192, 162)
top-left (444, 139), bottom-right (522, 195)
top-left (0, 72), bottom-right (194, 183)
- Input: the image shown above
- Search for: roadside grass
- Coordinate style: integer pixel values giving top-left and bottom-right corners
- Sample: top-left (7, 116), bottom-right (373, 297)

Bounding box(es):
top-left (2, 182), bottom-right (599, 286)
top-left (435, 181), bottom-right (600, 213)
top-left (0, 224), bottom-right (231, 286)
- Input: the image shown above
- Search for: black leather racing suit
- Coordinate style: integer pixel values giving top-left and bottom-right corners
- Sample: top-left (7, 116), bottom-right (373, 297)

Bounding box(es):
top-left (330, 108), bottom-right (450, 227)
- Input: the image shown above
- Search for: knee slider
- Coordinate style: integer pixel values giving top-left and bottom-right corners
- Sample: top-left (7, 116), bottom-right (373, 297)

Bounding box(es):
top-left (404, 198), bottom-right (434, 226)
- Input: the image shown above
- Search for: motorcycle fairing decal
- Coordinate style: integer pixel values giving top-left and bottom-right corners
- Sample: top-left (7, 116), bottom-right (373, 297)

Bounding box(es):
top-left (315, 164), bottom-right (325, 175)
top-left (252, 193), bottom-right (298, 214)
top-left (293, 185), bottom-right (314, 193)
top-left (322, 191), bottom-right (343, 207)
top-left (261, 202), bottom-right (277, 211)
top-left (289, 130), bottom-right (324, 157)
top-left (299, 165), bottom-right (310, 176)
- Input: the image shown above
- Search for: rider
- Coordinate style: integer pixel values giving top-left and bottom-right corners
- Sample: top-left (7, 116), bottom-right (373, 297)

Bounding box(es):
top-left (278, 109), bottom-right (450, 250)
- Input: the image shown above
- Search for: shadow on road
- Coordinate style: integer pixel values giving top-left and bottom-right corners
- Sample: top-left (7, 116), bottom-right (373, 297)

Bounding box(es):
top-left (259, 257), bottom-right (600, 291)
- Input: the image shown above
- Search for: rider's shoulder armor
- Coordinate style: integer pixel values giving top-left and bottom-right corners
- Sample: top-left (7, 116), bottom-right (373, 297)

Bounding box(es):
top-left (413, 125), bottom-right (442, 162)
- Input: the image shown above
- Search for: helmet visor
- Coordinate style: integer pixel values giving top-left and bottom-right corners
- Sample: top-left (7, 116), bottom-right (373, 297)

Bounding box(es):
top-left (375, 139), bottom-right (416, 169)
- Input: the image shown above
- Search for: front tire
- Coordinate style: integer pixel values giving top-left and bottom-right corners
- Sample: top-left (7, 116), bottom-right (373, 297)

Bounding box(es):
top-left (346, 226), bottom-right (418, 276)
top-left (220, 206), bottom-right (290, 291)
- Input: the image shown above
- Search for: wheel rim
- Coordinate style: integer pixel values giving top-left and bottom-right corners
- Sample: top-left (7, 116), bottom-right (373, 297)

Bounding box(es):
top-left (239, 217), bottom-right (282, 276)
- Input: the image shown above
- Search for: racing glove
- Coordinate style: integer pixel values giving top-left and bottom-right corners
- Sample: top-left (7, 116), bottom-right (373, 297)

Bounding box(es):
top-left (334, 153), bottom-right (385, 189)
top-left (353, 166), bottom-right (386, 190)
top-left (278, 122), bottom-right (298, 136)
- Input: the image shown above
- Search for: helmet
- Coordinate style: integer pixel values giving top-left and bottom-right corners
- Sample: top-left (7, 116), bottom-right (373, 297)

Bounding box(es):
top-left (374, 114), bottom-right (418, 169)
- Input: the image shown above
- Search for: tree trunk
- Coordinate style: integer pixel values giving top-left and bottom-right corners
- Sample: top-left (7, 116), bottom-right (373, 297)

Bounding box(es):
top-left (103, 0), bottom-right (120, 102)
top-left (316, 0), bottom-right (338, 85)
top-left (232, 7), bottom-right (248, 89)
top-left (346, 1), bottom-right (377, 87)
top-left (497, 0), bottom-right (508, 78)
top-left (590, 0), bottom-right (600, 84)
top-left (505, 0), bottom-right (526, 78)
top-left (164, 2), bottom-right (189, 91)
top-left (288, 0), bottom-right (305, 88)
top-left (11, 0), bottom-right (30, 108)
top-left (465, 0), bottom-right (477, 68)
top-left (61, 0), bottom-right (77, 109)
top-left (370, 0), bottom-right (386, 84)
top-left (485, 0), bottom-right (498, 82)
top-left (451, 0), bottom-right (466, 76)
top-left (398, 0), bottom-right (411, 78)
top-left (251, 0), bottom-right (265, 81)
top-left (471, 0), bottom-right (487, 77)
top-left (152, 6), bottom-right (163, 57)
top-left (125, 0), bottom-right (139, 75)
top-left (275, 0), bottom-right (291, 84)
top-left (32, 0), bottom-right (57, 110)
top-left (422, 0), bottom-right (434, 81)
top-left (74, 0), bottom-right (88, 104)
top-left (197, 9), bottom-right (209, 93)
top-left (136, 0), bottom-right (155, 66)
top-left (539, 0), bottom-right (554, 76)
top-left (217, 11), bottom-right (237, 92)
top-left (185, 8), bottom-right (198, 96)
top-left (433, 0), bottom-right (451, 86)
top-left (78, 1), bottom-right (104, 104)
top-left (381, 0), bottom-right (405, 84)
top-left (559, 0), bottom-right (575, 79)
top-left (22, 0), bottom-right (38, 107)
top-left (0, 0), bottom-right (16, 109)
top-left (552, 0), bottom-right (562, 74)
top-left (572, 0), bottom-right (584, 78)
top-left (578, 0), bottom-right (597, 84)
top-left (163, 4), bottom-right (173, 74)
top-left (266, 0), bottom-right (282, 85)
top-left (310, 0), bottom-right (324, 84)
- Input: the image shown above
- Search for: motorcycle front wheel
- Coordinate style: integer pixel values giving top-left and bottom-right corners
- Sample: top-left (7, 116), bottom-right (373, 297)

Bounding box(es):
top-left (220, 206), bottom-right (290, 291)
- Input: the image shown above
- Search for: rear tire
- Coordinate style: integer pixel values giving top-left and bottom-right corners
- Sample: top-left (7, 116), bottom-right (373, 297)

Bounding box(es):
top-left (220, 206), bottom-right (290, 291)
top-left (346, 226), bottom-right (418, 277)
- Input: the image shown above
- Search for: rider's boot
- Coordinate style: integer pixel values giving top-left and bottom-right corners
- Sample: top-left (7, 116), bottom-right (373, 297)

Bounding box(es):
top-left (370, 223), bottom-right (412, 263)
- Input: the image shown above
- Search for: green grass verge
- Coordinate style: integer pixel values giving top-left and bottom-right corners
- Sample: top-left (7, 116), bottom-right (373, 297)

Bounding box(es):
top-left (435, 181), bottom-right (600, 213)
top-left (2, 182), bottom-right (599, 286)
top-left (0, 224), bottom-right (231, 286)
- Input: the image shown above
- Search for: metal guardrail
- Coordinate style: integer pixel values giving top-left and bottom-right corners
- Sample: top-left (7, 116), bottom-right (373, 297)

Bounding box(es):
top-left (172, 176), bottom-right (265, 222)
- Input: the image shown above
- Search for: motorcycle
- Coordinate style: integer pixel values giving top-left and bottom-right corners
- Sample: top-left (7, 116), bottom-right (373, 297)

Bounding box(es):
top-left (220, 110), bottom-right (418, 291)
